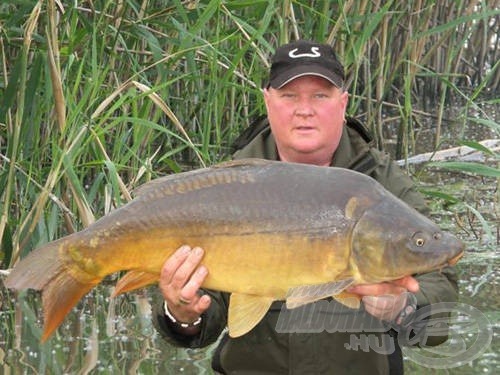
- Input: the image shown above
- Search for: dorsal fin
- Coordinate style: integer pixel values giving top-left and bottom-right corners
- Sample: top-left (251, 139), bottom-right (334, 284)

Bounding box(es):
top-left (134, 159), bottom-right (272, 197)
top-left (213, 158), bottom-right (274, 169)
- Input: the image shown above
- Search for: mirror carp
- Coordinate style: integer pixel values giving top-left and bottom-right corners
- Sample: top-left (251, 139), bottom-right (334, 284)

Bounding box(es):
top-left (5, 159), bottom-right (464, 341)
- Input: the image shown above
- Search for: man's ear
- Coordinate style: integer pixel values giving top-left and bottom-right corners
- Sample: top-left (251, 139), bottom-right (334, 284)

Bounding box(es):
top-left (340, 90), bottom-right (349, 108)
top-left (341, 89), bottom-right (349, 101)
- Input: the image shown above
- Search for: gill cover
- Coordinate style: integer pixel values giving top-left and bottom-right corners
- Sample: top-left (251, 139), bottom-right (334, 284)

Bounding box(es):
top-left (350, 196), bottom-right (442, 282)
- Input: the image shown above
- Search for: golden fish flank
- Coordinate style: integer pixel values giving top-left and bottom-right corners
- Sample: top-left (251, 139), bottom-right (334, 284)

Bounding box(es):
top-left (5, 159), bottom-right (464, 342)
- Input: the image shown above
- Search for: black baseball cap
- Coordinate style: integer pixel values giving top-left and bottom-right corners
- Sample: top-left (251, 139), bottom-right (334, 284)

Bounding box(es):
top-left (268, 40), bottom-right (345, 89)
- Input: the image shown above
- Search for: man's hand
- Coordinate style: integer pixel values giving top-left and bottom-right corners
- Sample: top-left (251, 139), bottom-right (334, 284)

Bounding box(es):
top-left (159, 245), bottom-right (211, 326)
top-left (347, 276), bottom-right (419, 321)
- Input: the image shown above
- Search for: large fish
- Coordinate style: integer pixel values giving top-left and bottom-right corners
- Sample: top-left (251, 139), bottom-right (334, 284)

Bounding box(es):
top-left (5, 159), bottom-right (463, 342)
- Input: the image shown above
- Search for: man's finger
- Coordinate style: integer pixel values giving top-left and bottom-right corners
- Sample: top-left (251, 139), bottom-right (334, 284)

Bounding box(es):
top-left (391, 276), bottom-right (420, 293)
top-left (160, 245), bottom-right (192, 285)
top-left (192, 294), bottom-right (211, 315)
top-left (179, 265), bottom-right (208, 302)
top-left (170, 247), bottom-right (205, 288)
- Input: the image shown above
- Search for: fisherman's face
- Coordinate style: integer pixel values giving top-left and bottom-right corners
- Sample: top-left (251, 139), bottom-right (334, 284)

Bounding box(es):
top-left (264, 75), bottom-right (348, 166)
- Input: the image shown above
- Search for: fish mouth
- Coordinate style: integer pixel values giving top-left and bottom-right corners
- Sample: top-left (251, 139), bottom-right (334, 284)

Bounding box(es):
top-left (447, 250), bottom-right (464, 266)
top-left (428, 250), bottom-right (464, 275)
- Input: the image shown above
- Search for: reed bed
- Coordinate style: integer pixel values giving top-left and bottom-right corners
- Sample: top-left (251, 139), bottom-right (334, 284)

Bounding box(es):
top-left (0, 0), bottom-right (498, 266)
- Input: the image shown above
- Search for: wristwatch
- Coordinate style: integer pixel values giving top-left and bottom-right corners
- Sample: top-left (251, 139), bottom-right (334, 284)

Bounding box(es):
top-left (392, 292), bottom-right (418, 328)
top-left (163, 301), bottom-right (202, 328)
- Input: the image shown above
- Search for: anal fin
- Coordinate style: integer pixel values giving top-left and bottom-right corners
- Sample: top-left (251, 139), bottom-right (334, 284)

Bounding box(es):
top-left (112, 271), bottom-right (158, 297)
top-left (228, 293), bottom-right (274, 337)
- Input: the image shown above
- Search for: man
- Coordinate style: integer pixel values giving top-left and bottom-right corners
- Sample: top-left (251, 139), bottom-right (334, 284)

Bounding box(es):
top-left (152, 40), bottom-right (458, 374)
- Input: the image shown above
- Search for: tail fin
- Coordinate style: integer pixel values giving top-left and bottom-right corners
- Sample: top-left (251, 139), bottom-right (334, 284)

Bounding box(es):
top-left (5, 240), bottom-right (99, 342)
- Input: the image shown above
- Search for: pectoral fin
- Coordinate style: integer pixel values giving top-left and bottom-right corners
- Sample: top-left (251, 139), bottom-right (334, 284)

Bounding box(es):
top-left (228, 293), bottom-right (274, 337)
top-left (286, 278), bottom-right (354, 309)
top-left (112, 271), bottom-right (158, 297)
top-left (333, 291), bottom-right (362, 309)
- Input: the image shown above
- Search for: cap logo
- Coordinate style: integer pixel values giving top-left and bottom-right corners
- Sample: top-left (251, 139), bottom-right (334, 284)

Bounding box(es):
top-left (288, 47), bottom-right (320, 59)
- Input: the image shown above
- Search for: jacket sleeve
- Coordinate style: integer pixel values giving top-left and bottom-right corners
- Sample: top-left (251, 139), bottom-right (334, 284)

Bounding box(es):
top-left (411, 266), bottom-right (459, 346)
top-left (151, 289), bottom-right (229, 349)
top-left (369, 148), bottom-right (460, 346)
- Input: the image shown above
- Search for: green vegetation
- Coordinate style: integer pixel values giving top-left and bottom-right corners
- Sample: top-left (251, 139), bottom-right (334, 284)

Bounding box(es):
top-left (1, 0), bottom-right (498, 267)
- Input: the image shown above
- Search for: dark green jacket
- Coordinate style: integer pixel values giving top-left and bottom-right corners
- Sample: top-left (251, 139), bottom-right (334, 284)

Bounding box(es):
top-left (152, 118), bottom-right (459, 374)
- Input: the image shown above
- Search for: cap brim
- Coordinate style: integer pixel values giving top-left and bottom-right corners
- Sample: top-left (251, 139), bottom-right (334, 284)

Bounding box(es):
top-left (270, 65), bottom-right (343, 89)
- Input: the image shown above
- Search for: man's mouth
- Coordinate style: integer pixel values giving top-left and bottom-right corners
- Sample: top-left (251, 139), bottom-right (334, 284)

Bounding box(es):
top-left (295, 126), bottom-right (315, 131)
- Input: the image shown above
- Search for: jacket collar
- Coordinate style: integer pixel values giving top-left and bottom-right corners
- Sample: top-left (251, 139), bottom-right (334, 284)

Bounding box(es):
top-left (233, 118), bottom-right (374, 173)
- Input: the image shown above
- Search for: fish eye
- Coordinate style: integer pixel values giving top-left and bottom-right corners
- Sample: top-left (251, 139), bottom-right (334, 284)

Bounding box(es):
top-left (415, 238), bottom-right (425, 247)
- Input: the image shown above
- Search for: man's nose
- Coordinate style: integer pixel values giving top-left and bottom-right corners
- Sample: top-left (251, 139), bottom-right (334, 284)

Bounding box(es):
top-left (294, 99), bottom-right (314, 116)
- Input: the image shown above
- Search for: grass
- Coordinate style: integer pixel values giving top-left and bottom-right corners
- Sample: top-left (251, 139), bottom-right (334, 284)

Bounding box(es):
top-left (0, 0), bottom-right (498, 267)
